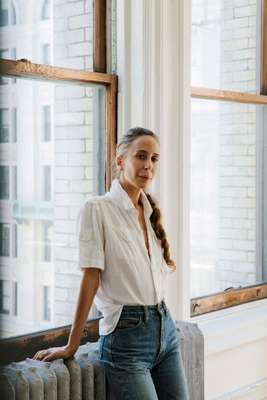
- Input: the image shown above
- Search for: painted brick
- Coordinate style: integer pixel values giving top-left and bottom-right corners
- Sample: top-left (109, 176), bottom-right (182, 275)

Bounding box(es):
top-left (68, 14), bottom-right (92, 30)
top-left (68, 42), bottom-right (92, 57)
top-left (55, 112), bottom-right (85, 126)
top-left (55, 139), bottom-right (85, 153)
top-left (70, 180), bottom-right (93, 193)
top-left (234, 6), bottom-right (256, 18)
top-left (68, 97), bottom-right (92, 112)
top-left (68, 153), bottom-right (92, 166)
top-left (55, 167), bottom-right (84, 180)
top-left (54, 2), bottom-right (84, 18)
top-left (55, 193), bottom-right (85, 207)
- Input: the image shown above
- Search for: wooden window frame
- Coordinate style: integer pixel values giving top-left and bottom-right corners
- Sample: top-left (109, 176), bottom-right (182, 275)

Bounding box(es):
top-left (0, 58), bottom-right (117, 364)
top-left (190, 0), bottom-right (267, 317)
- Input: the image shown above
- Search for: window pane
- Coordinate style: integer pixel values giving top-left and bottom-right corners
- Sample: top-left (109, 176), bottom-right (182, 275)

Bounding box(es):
top-left (43, 105), bottom-right (51, 141)
top-left (0, 165), bottom-right (9, 199)
top-left (0, 108), bottom-right (9, 142)
top-left (12, 281), bottom-right (17, 315)
top-left (0, 1), bottom-right (95, 70)
top-left (0, 223), bottom-right (10, 256)
top-left (0, 77), bottom-right (106, 338)
top-left (190, 98), bottom-right (264, 298)
top-left (0, 279), bottom-right (10, 314)
top-left (192, 0), bottom-right (259, 92)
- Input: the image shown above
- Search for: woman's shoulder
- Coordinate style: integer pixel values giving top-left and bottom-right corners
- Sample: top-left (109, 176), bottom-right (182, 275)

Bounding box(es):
top-left (82, 194), bottom-right (114, 210)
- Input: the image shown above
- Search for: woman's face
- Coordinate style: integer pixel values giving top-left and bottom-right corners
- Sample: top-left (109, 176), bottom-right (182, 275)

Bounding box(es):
top-left (117, 135), bottom-right (160, 190)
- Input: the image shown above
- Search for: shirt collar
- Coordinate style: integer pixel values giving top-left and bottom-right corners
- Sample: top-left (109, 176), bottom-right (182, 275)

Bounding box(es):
top-left (106, 178), bottom-right (153, 218)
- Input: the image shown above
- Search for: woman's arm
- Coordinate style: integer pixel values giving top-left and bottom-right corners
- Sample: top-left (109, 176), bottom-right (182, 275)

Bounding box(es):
top-left (33, 267), bottom-right (100, 361)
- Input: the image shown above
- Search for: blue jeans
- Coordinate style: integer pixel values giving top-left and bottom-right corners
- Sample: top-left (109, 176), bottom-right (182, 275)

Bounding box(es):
top-left (99, 300), bottom-right (189, 400)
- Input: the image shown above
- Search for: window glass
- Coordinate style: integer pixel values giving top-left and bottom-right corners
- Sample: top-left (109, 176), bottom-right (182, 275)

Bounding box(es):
top-left (0, 279), bottom-right (10, 314)
top-left (12, 281), bottom-right (17, 315)
top-left (41, 0), bottom-right (51, 21)
top-left (0, 108), bottom-right (9, 142)
top-left (190, 98), bottom-right (264, 297)
top-left (12, 223), bottom-right (17, 257)
top-left (192, 0), bottom-right (259, 92)
top-left (12, 165), bottom-right (17, 200)
top-left (0, 0), bottom-right (9, 27)
top-left (43, 105), bottom-right (51, 141)
top-left (0, 223), bottom-right (10, 256)
top-left (43, 285), bottom-right (51, 321)
top-left (0, 77), bottom-right (106, 338)
top-left (0, 1), bottom-right (94, 70)
top-left (0, 165), bottom-right (9, 199)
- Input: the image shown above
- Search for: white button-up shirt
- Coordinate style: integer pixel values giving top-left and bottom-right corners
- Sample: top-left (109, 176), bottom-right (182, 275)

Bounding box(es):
top-left (77, 178), bottom-right (174, 335)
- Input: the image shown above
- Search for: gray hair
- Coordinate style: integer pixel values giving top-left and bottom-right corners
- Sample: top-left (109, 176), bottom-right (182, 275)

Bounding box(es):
top-left (112, 127), bottom-right (159, 179)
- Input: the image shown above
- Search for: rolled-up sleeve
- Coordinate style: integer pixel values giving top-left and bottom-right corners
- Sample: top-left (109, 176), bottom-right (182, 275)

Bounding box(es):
top-left (76, 200), bottom-right (105, 271)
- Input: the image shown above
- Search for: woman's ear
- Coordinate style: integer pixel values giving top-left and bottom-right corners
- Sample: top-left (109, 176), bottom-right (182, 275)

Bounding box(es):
top-left (116, 155), bottom-right (123, 170)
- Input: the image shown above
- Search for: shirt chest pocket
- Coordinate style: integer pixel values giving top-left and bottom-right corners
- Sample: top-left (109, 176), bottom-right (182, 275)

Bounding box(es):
top-left (109, 226), bottom-right (136, 261)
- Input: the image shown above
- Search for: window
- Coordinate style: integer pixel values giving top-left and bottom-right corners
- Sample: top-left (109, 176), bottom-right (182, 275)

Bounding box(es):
top-left (0, 166), bottom-right (9, 199)
top-left (41, 0), bottom-right (50, 21)
top-left (42, 105), bottom-right (51, 142)
top-left (41, 43), bottom-right (51, 65)
top-left (0, 280), bottom-right (10, 314)
top-left (42, 222), bottom-right (52, 262)
top-left (43, 286), bottom-right (51, 321)
top-left (12, 223), bottom-right (17, 258)
top-left (0, 0), bottom-right (8, 27)
top-left (12, 281), bottom-right (17, 316)
top-left (42, 165), bottom-right (51, 201)
top-left (190, 0), bottom-right (267, 315)
top-left (0, 0), bottom-right (17, 27)
top-left (0, 108), bottom-right (9, 142)
top-left (0, 0), bottom-right (116, 344)
top-left (11, 108), bottom-right (17, 142)
top-left (0, 49), bottom-right (8, 84)
top-left (12, 165), bottom-right (17, 200)
top-left (0, 223), bottom-right (10, 256)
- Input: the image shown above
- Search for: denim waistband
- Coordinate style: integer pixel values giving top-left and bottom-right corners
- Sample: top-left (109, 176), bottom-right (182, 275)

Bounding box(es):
top-left (121, 299), bottom-right (167, 315)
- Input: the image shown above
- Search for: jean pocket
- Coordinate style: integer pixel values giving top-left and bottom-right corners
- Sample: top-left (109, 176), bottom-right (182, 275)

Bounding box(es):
top-left (115, 315), bottom-right (143, 333)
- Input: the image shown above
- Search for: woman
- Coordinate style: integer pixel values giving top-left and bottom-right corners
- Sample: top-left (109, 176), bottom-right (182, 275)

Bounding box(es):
top-left (33, 127), bottom-right (189, 400)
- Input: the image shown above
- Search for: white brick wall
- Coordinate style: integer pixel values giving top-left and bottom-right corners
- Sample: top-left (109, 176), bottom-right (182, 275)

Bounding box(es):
top-left (217, 0), bottom-right (258, 291)
top-left (191, 0), bottom-right (258, 296)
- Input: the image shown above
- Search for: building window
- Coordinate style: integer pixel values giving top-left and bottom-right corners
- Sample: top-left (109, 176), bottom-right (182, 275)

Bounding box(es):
top-left (43, 286), bottom-right (51, 321)
top-left (12, 281), bottom-right (18, 316)
top-left (0, 49), bottom-right (9, 84)
top-left (43, 105), bottom-right (51, 141)
top-left (11, 107), bottom-right (17, 142)
top-left (0, 0), bottom-right (17, 27)
top-left (43, 166), bottom-right (51, 201)
top-left (12, 223), bottom-right (17, 258)
top-left (41, 43), bottom-right (51, 65)
top-left (42, 222), bottom-right (52, 262)
top-left (41, 0), bottom-right (51, 21)
top-left (0, 223), bottom-right (10, 256)
top-left (0, 165), bottom-right (9, 199)
top-left (12, 165), bottom-right (17, 200)
top-left (0, 0), bottom-right (8, 27)
top-left (10, 1), bottom-right (16, 25)
top-left (0, 280), bottom-right (10, 314)
top-left (0, 108), bottom-right (9, 142)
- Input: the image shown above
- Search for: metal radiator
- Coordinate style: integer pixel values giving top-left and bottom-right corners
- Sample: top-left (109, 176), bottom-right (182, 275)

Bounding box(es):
top-left (0, 342), bottom-right (106, 400)
top-left (0, 322), bottom-right (204, 400)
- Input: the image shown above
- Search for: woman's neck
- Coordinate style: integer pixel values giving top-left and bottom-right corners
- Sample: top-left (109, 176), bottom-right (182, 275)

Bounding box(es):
top-left (119, 178), bottom-right (142, 209)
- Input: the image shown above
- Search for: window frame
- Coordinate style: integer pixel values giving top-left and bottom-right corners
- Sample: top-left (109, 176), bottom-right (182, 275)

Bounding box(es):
top-left (0, 0), bottom-right (117, 362)
top-left (190, 0), bottom-right (267, 317)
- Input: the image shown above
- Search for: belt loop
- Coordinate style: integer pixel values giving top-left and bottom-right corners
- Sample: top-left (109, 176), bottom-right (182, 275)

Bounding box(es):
top-left (143, 306), bottom-right (148, 322)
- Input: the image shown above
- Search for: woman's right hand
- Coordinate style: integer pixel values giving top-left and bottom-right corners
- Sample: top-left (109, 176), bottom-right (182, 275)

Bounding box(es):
top-left (32, 345), bottom-right (76, 362)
